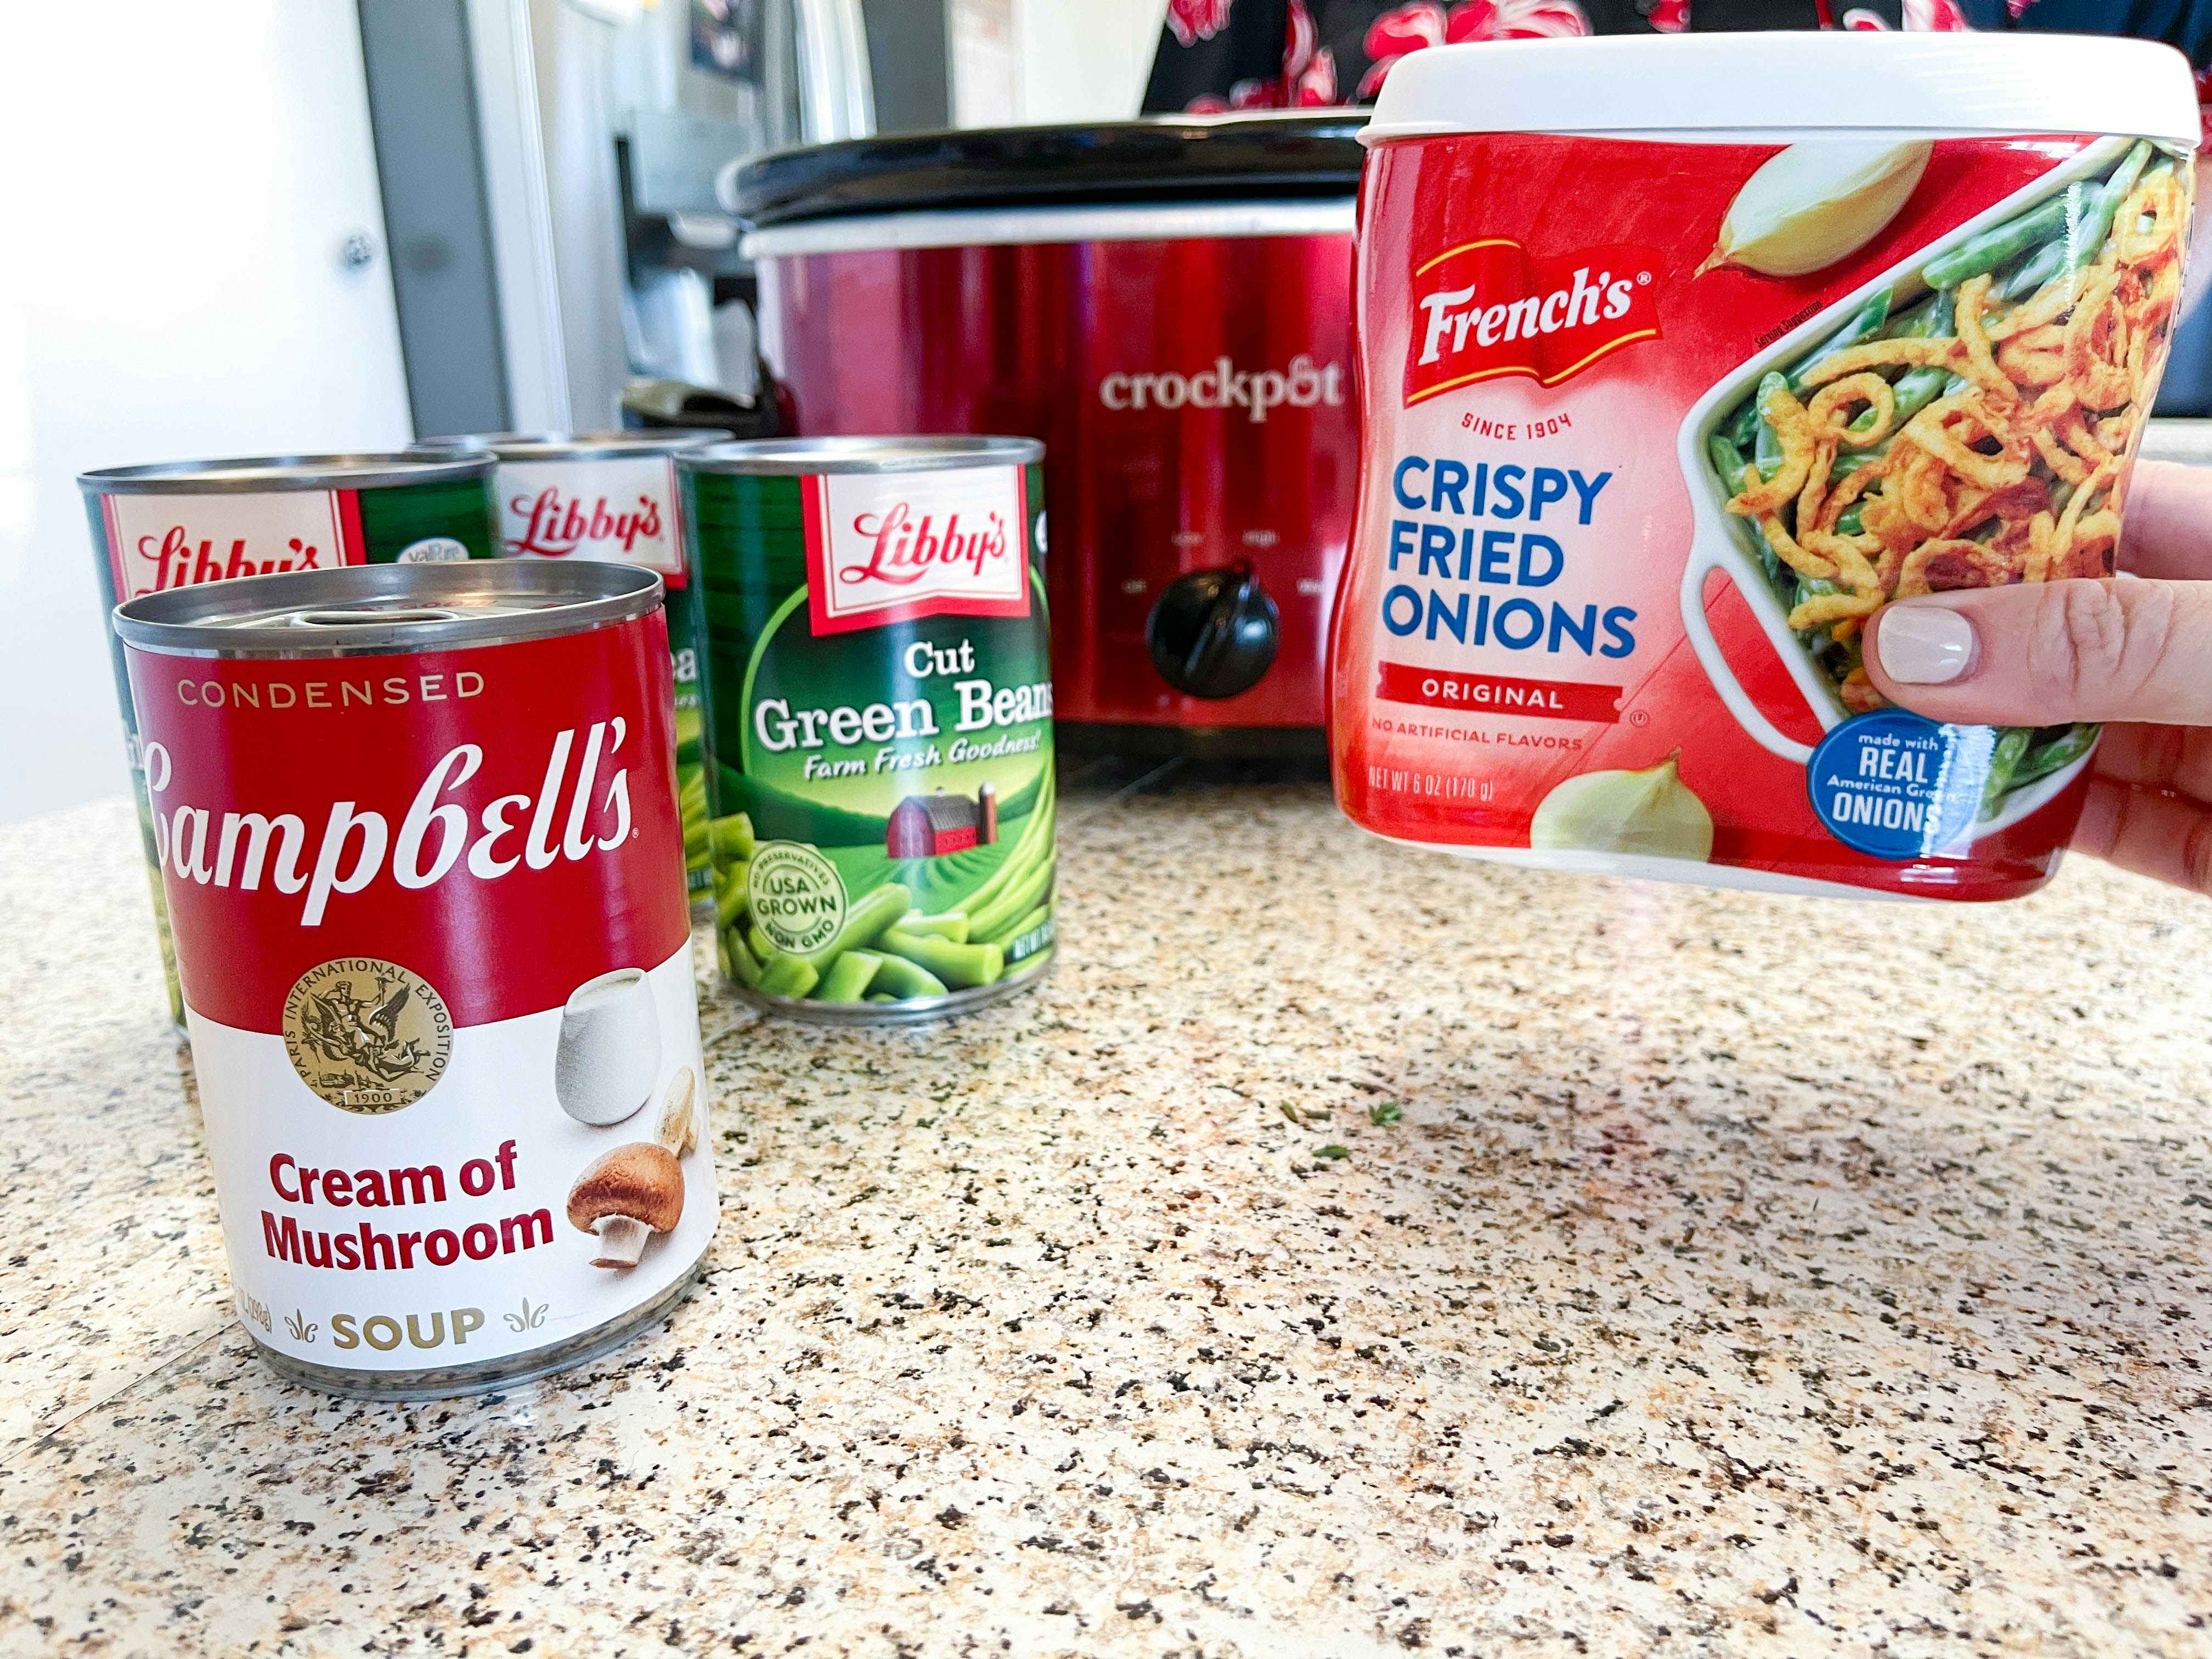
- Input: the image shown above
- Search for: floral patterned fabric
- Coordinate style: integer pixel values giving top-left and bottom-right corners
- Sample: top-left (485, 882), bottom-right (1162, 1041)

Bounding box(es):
top-left (1141, 0), bottom-right (2210, 115)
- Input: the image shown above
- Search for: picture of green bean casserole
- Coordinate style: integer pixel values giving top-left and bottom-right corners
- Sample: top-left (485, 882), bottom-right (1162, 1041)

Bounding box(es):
top-left (1702, 139), bottom-right (2191, 817)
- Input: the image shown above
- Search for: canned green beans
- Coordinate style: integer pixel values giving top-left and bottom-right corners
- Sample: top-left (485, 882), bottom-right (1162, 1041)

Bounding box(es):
top-left (81, 454), bottom-right (500, 1026)
top-left (680, 437), bottom-right (1057, 1023)
top-left (410, 431), bottom-right (725, 907)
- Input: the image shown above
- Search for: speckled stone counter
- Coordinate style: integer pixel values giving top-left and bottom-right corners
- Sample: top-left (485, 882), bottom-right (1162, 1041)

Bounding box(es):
top-left (3, 766), bottom-right (2208, 1657)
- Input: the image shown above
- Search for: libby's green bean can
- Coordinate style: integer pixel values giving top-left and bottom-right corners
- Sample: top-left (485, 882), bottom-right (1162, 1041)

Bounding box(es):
top-left (680, 437), bottom-right (1057, 1022)
top-left (80, 454), bottom-right (501, 1027)
top-left (409, 431), bottom-right (726, 909)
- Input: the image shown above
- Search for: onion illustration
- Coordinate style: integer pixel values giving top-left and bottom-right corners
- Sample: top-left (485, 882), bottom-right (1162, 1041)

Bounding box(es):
top-left (1702, 140), bottom-right (1932, 278)
top-left (1530, 753), bottom-right (1714, 861)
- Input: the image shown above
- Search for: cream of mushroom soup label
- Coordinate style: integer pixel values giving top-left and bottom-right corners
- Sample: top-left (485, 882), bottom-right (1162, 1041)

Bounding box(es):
top-left (112, 562), bottom-right (715, 1397)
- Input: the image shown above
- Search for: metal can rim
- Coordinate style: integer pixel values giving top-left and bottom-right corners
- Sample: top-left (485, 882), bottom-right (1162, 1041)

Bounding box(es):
top-left (730, 948), bottom-right (1056, 1025)
top-left (111, 561), bottom-right (663, 658)
top-left (678, 435), bottom-right (1045, 476)
top-left (78, 453), bottom-right (493, 493)
top-left (407, 430), bottom-right (728, 460)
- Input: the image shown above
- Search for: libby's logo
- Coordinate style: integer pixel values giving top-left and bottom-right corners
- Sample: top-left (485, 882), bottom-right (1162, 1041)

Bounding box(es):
top-left (1404, 239), bottom-right (1663, 406)
top-left (507, 488), bottom-right (665, 561)
top-left (101, 490), bottom-right (354, 602)
top-left (805, 465), bottom-right (1030, 636)
top-left (842, 502), bottom-right (1005, 587)
top-left (134, 527), bottom-right (328, 591)
top-left (141, 721), bottom-right (633, 927)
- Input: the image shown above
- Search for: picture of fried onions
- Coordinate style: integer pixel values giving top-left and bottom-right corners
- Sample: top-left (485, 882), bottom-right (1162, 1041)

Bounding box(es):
top-left (1702, 139), bottom-right (2191, 818)
top-left (1807, 373), bottom-right (1897, 445)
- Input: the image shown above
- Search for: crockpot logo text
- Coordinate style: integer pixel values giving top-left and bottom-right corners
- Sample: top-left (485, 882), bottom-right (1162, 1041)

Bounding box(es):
top-left (139, 723), bottom-right (634, 927)
top-left (1404, 239), bottom-right (1662, 406)
top-left (1098, 354), bottom-right (1345, 424)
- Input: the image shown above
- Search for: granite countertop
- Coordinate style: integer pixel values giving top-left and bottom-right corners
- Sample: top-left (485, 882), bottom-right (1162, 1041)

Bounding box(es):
top-left (3, 763), bottom-right (2208, 1656)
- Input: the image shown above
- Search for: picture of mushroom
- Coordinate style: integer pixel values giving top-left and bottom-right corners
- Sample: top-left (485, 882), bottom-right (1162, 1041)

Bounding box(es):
top-left (654, 1066), bottom-right (699, 1159)
top-left (566, 1142), bottom-right (685, 1268)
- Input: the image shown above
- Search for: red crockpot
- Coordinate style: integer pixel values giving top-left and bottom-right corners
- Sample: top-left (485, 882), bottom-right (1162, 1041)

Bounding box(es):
top-left (725, 115), bottom-right (1363, 757)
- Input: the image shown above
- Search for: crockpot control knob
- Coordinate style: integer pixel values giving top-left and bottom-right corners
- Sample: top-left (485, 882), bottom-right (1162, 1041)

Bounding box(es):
top-left (1146, 565), bottom-right (1280, 700)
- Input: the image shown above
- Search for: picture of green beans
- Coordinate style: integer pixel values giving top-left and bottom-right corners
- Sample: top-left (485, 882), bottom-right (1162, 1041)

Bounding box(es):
top-left (1701, 138), bottom-right (2189, 822)
top-left (672, 698), bottom-right (716, 902)
top-left (709, 761), bottom-right (1058, 1015)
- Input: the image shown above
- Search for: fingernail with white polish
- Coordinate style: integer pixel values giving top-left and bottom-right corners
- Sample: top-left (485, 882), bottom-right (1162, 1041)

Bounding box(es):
top-left (1876, 605), bottom-right (1977, 685)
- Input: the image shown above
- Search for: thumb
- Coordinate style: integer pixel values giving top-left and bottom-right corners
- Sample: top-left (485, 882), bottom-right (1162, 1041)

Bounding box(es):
top-left (1863, 578), bottom-right (2212, 728)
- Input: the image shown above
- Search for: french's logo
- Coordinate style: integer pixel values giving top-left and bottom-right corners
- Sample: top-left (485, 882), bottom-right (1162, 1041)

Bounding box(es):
top-left (1404, 239), bottom-right (1663, 406)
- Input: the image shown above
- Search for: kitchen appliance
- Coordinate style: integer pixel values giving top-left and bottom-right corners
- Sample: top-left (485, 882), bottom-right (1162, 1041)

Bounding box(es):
top-left (724, 115), bottom-right (1364, 757)
top-left (365, 0), bottom-right (881, 436)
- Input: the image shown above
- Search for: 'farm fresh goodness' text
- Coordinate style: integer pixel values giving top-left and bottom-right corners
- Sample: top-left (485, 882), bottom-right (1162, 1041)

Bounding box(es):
top-left (755, 636), bottom-right (1052, 778)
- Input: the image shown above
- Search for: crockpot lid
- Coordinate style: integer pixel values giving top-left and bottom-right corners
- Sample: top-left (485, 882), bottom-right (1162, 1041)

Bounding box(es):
top-left (729, 114), bottom-right (1367, 225)
top-left (1363, 35), bottom-right (2201, 146)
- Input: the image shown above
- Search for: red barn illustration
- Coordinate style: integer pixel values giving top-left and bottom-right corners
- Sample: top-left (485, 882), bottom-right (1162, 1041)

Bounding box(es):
top-left (887, 783), bottom-right (998, 859)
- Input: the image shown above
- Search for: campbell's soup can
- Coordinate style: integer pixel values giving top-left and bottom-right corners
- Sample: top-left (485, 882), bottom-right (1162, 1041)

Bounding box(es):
top-left (81, 455), bottom-right (501, 1025)
top-left (680, 437), bottom-right (1058, 1023)
top-left (112, 562), bottom-right (715, 1397)
top-left (1331, 35), bottom-right (2198, 899)
top-left (411, 431), bottom-right (725, 908)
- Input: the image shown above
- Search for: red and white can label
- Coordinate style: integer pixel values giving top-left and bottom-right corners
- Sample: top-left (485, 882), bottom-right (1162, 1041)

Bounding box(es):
top-left (124, 617), bottom-right (715, 1370)
top-left (492, 457), bottom-right (689, 585)
top-left (1334, 133), bottom-right (2192, 899)
top-left (803, 463), bottom-right (1031, 635)
top-left (103, 490), bottom-right (364, 603)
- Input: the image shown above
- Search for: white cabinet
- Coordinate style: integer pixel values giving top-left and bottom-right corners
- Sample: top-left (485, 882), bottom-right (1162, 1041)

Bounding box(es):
top-left (0, 0), bottom-right (411, 823)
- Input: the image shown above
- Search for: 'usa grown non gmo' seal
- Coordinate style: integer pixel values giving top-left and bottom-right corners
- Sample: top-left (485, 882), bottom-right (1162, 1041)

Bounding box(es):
top-left (747, 842), bottom-right (847, 956)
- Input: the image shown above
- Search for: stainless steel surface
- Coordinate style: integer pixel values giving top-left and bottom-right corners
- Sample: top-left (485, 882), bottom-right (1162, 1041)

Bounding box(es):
top-left (410, 428), bottom-right (726, 458)
top-left (679, 434), bottom-right (1043, 475)
top-left (629, 108), bottom-right (768, 217)
top-left (359, 0), bottom-right (514, 436)
top-left (732, 952), bottom-right (1055, 1026)
top-left (110, 560), bottom-right (662, 657)
top-left (793, 0), bottom-right (876, 143)
top-left (80, 453), bottom-right (492, 494)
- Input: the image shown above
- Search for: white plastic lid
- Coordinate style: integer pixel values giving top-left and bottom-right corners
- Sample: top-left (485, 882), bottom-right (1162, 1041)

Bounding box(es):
top-left (1361, 33), bottom-right (2202, 146)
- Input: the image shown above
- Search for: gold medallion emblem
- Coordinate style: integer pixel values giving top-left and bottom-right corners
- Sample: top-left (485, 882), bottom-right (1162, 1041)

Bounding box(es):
top-left (282, 958), bottom-right (453, 1114)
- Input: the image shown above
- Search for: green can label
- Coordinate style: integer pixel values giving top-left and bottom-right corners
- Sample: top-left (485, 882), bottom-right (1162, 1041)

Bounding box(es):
top-left (85, 472), bottom-right (501, 1025)
top-left (476, 453), bottom-right (717, 901)
top-left (690, 459), bottom-right (1056, 1014)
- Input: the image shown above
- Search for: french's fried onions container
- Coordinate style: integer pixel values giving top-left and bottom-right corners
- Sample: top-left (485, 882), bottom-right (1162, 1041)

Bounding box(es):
top-left (1331, 35), bottom-right (2199, 899)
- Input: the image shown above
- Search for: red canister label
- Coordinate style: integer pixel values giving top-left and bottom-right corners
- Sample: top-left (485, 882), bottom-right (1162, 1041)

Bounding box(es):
top-left (1333, 133), bottom-right (2192, 898)
top-left (123, 614), bottom-right (714, 1372)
